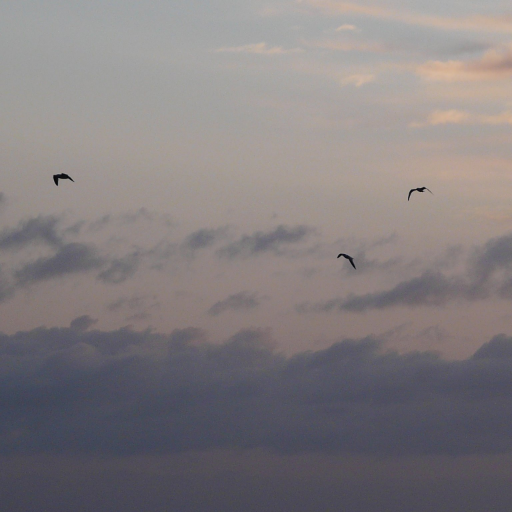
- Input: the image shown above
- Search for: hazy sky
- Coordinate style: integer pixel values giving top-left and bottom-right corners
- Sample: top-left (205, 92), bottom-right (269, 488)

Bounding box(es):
top-left (2, 1), bottom-right (512, 510)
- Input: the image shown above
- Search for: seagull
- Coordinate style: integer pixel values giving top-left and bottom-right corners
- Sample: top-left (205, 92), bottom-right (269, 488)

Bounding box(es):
top-left (53, 173), bottom-right (74, 186)
top-left (337, 253), bottom-right (356, 269)
top-left (408, 187), bottom-right (432, 201)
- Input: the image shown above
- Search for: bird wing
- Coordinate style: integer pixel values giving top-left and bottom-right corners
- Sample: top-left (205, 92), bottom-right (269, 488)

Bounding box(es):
top-left (68, 176), bottom-right (74, 182)
top-left (408, 189), bottom-right (414, 201)
top-left (349, 258), bottom-right (356, 269)
top-left (337, 254), bottom-right (343, 258)
top-left (425, 187), bottom-right (433, 194)
top-left (53, 175), bottom-right (59, 186)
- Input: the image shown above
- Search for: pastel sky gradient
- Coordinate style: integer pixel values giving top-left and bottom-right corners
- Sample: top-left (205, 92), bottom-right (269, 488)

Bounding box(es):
top-left (2, 1), bottom-right (512, 510)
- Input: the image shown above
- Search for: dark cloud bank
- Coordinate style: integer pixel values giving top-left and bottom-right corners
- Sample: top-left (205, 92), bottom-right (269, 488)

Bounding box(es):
top-left (2, 322), bottom-right (512, 458)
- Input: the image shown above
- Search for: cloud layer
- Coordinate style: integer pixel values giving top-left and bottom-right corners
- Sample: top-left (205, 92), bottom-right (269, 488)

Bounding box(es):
top-left (417, 45), bottom-right (512, 81)
top-left (2, 323), bottom-right (512, 456)
top-left (304, 0), bottom-right (512, 33)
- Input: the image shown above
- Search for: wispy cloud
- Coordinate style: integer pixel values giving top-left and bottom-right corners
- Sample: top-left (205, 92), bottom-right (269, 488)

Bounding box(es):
top-left (340, 73), bottom-right (376, 87)
top-left (181, 227), bottom-right (228, 257)
top-left (412, 109), bottom-right (512, 127)
top-left (336, 23), bottom-right (359, 31)
top-left (302, 0), bottom-right (512, 33)
top-left (304, 39), bottom-right (386, 52)
top-left (208, 291), bottom-right (264, 316)
top-left (15, 243), bottom-right (105, 285)
top-left (214, 42), bottom-right (303, 55)
top-left (298, 232), bottom-right (512, 313)
top-left (298, 271), bottom-right (466, 313)
top-left (97, 251), bottom-right (143, 284)
top-left (217, 225), bottom-right (314, 259)
top-left (417, 45), bottom-right (512, 81)
top-left (0, 215), bottom-right (64, 250)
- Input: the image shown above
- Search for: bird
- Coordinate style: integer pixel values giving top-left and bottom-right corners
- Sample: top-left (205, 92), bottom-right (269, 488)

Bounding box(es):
top-left (337, 253), bottom-right (356, 269)
top-left (53, 173), bottom-right (74, 186)
top-left (408, 187), bottom-right (432, 201)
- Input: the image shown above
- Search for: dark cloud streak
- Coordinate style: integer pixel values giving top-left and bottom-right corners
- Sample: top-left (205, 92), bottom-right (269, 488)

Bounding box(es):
top-left (217, 225), bottom-right (314, 259)
top-left (15, 243), bottom-right (104, 284)
top-left (208, 291), bottom-right (263, 316)
top-left (301, 232), bottom-right (512, 313)
top-left (0, 215), bottom-right (63, 250)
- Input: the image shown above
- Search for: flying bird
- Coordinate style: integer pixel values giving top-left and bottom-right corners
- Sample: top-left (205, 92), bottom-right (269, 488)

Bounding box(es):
top-left (53, 173), bottom-right (74, 186)
top-left (408, 187), bottom-right (432, 201)
top-left (337, 253), bottom-right (356, 269)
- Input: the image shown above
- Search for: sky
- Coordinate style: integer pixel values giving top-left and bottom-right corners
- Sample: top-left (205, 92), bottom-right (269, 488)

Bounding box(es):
top-left (2, 0), bottom-right (512, 510)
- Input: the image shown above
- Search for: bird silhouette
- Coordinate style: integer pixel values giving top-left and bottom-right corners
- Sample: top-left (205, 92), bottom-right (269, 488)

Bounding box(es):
top-left (53, 173), bottom-right (74, 186)
top-left (408, 187), bottom-right (432, 201)
top-left (337, 253), bottom-right (356, 269)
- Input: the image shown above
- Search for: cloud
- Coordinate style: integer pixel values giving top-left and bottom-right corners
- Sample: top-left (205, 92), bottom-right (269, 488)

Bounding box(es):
top-left (0, 215), bottom-right (63, 250)
top-left (299, 232), bottom-right (512, 313)
top-left (214, 42), bottom-right (302, 55)
top-left (208, 291), bottom-right (264, 316)
top-left (217, 225), bottom-right (314, 258)
top-left (3, 325), bottom-right (512, 456)
top-left (15, 243), bottom-right (104, 285)
top-left (107, 295), bottom-right (148, 313)
top-left (69, 315), bottom-right (98, 331)
top-left (181, 227), bottom-right (227, 255)
top-left (0, 206), bottom-right (177, 304)
top-left (336, 23), bottom-right (359, 31)
top-left (305, 40), bottom-right (385, 53)
top-left (424, 109), bottom-right (471, 125)
top-left (107, 295), bottom-right (160, 322)
top-left (97, 251), bottom-right (142, 284)
top-left (469, 232), bottom-right (512, 284)
top-left (412, 108), bottom-right (512, 127)
top-left (303, 0), bottom-right (512, 33)
top-left (298, 271), bottom-right (467, 313)
top-left (340, 73), bottom-right (376, 87)
top-left (86, 209), bottom-right (173, 233)
top-left (417, 45), bottom-right (512, 81)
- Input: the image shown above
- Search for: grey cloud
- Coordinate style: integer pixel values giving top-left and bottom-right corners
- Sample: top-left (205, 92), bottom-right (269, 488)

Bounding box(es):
top-left (182, 227), bottom-right (227, 253)
top-left (126, 312), bottom-right (152, 322)
top-left (297, 271), bottom-right (466, 313)
top-left (87, 214), bottom-right (112, 232)
top-left (2, 326), bottom-right (512, 456)
top-left (217, 225), bottom-right (314, 258)
top-left (472, 334), bottom-right (512, 359)
top-left (470, 233), bottom-right (512, 282)
top-left (118, 208), bottom-right (173, 227)
top-left (107, 294), bottom-right (160, 322)
top-left (15, 243), bottom-right (104, 284)
top-left (87, 209), bottom-right (173, 232)
top-left (498, 277), bottom-right (512, 298)
top-left (208, 291), bottom-right (263, 316)
top-left (0, 269), bottom-right (15, 304)
top-left (70, 315), bottom-right (98, 331)
top-left (107, 295), bottom-right (147, 312)
top-left (346, 271), bottom-right (466, 312)
top-left (97, 251), bottom-right (142, 284)
top-left (301, 232), bottom-right (512, 314)
top-left (0, 215), bottom-right (63, 250)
